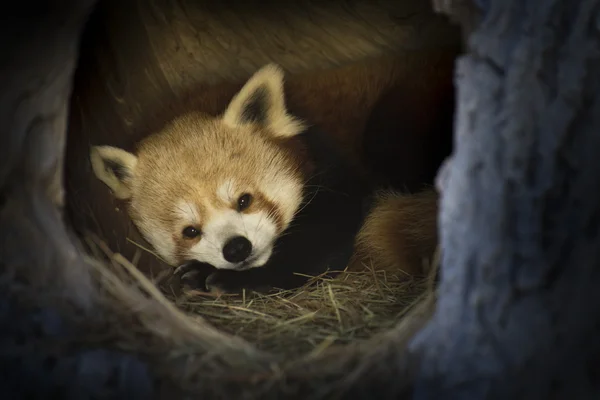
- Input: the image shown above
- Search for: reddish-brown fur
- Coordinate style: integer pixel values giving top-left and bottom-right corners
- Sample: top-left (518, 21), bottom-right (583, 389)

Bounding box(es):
top-left (352, 189), bottom-right (440, 277)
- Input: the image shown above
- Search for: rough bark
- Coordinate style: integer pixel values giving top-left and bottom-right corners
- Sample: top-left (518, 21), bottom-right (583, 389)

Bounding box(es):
top-left (432, 0), bottom-right (483, 42)
top-left (0, 2), bottom-right (154, 398)
top-left (411, 0), bottom-right (600, 398)
top-left (0, 2), bottom-right (98, 303)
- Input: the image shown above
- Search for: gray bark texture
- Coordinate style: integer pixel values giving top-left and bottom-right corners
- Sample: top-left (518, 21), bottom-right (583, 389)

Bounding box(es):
top-left (0, 2), bottom-right (153, 399)
top-left (411, 0), bottom-right (600, 398)
top-left (2, 0), bottom-right (599, 398)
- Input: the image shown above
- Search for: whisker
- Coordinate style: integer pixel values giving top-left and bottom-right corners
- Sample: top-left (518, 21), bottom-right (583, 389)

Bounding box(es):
top-left (297, 186), bottom-right (320, 214)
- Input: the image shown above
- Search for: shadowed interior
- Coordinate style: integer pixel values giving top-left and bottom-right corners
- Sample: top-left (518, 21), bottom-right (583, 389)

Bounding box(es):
top-left (64, 0), bottom-right (460, 292)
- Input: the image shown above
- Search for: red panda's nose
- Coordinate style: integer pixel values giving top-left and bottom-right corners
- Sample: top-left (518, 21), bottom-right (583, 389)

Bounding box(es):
top-left (222, 236), bottom-right (253, 263)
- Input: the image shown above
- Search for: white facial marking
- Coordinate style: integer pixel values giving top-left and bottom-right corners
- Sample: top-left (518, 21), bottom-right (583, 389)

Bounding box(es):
top-left (262, 176), bottom-right (303, 226)
top-left (137, 218), bottom-right (177, 265)
top-left (175, 199), bottom-right (200, 223)
top-left (216, 179), bottom-right (237, 204)
top-left (186, 209), bottom-right (277, 270)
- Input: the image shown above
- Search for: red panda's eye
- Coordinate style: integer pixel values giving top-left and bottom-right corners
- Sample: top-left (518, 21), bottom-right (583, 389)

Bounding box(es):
top-left (182, 226), bottom-right (201, 239)
top-left (237, 193), bottom-right (253, 212)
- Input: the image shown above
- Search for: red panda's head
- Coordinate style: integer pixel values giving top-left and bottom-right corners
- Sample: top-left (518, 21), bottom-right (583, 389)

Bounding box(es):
top-left (90, 64), bottom-right (308, 270)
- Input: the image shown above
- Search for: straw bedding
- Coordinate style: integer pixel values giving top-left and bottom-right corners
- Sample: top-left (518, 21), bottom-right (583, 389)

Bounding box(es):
top-left (83, 232), bottom-right (437, 359)
top-left (0, 185), bottom-right (438, 398)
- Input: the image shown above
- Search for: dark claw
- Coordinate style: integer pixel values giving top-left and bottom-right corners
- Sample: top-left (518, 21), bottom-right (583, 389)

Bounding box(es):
top-left (173, 260), bottom-right (199, 278)
top-left (172, 261), bottom-right (216, 293)
top-left (180, 269), bottom-right (208, 292)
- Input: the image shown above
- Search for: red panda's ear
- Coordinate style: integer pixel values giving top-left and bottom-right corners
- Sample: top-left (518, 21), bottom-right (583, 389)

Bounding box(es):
top-left (90, 145), bottom-right (138, 200)
top-left (222, 64), bottom-right (307, 138)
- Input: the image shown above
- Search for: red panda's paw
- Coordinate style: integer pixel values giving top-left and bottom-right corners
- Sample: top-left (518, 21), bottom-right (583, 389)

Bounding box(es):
top-left (172, 262), bottom-right (213, 295)
top-left (173, 263), bottom-right (264, 296)
top-left (353, 189), bottom-right (439, 278)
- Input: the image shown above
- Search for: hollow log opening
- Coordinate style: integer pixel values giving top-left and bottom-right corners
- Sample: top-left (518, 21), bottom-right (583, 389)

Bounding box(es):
top-left (63, 0), bottom-right (462, 357)
top-left (6, 0), bottom-right (597, 398)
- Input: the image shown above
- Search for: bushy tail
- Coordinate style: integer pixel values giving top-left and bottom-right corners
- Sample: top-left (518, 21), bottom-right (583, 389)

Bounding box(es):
top-left (354, 189), bottom-right (439, 277)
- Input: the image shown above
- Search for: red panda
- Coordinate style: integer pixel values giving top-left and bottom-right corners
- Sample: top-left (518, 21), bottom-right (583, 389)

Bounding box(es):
top-left (89, 63), bottom-right (442, 294)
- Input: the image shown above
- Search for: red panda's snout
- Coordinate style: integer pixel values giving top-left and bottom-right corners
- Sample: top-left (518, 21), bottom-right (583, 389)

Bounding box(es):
top-left (163, 195), bottom-right (282, 270)
top-left (129, 169), bottom-right (303, 271)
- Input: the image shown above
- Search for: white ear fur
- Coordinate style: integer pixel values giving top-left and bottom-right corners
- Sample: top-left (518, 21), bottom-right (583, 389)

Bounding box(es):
top-left (222, 63), bottom-right (307, 138)
top-left (90, 145), bottom-right (138, 200)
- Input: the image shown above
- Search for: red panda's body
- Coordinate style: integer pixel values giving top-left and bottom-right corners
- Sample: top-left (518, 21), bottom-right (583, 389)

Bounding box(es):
top-left (90, 63), bottom-right (446, 293)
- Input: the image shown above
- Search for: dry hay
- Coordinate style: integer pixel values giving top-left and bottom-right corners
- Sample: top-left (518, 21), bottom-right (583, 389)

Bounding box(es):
top-left (5, 199), bottom-right (439, 396)
top-left (173, 271), bottom-right (428, 357)
top-left (83, 232), bottom-right (438, 359)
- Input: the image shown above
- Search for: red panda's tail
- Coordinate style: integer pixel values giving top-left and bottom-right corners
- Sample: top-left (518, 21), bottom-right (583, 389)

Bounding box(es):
top-left (354, 189), bottom-right (439, 278)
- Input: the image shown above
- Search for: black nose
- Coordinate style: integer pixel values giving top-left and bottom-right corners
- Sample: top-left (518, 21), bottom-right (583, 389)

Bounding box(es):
top-left (222, 236), bottom-right (252, 263)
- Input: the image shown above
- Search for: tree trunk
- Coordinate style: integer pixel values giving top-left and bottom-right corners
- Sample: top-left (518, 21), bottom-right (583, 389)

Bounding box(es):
top-left (0, 3), bottom-right (153, 398)
top-left (0, 1), bottom-right (98, 304)
top-left (410, 0), bottom-right (600, 398)
top-left (3, 0), bottom-right (600, 398)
